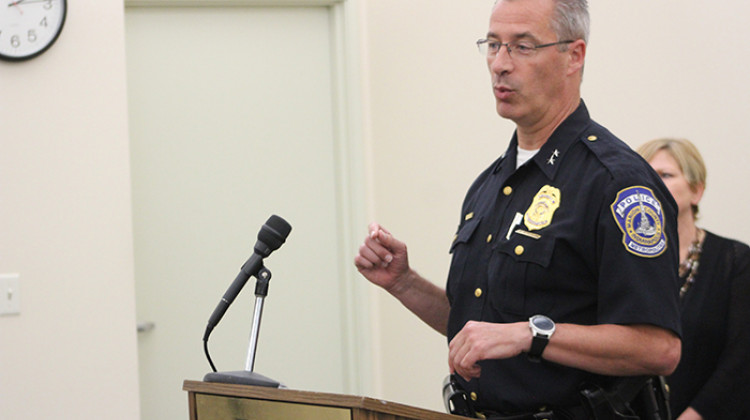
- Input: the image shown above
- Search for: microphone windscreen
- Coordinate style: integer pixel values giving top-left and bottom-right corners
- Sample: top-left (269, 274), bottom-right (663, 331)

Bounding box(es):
top-left (257, 215), bottom-right (292, 251)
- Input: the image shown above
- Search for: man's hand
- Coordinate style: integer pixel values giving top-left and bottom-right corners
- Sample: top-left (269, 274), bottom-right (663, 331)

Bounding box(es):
top-left (676, 407), bottom-right (703, 420)
top-left (354, 223), bottom-right (410, 293)
top-left (354, 222), bottom-right (451, 334)
top-left (448, 320), bottom-right (531, 381)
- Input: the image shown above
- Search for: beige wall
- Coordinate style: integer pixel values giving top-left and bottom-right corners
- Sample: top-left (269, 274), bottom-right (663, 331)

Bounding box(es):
top-left (362, 0), bottom-right (750, 412)
top-left (360, 0), bottom-right (503, 410)
top-left (0, 0), bottom-right (140, 419)
top-left (2, 0), bottom-right (749, 418)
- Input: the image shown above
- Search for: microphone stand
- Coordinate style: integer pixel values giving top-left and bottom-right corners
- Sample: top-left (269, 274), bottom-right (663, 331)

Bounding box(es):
top-left (204, 266), bottom-right (282, 387)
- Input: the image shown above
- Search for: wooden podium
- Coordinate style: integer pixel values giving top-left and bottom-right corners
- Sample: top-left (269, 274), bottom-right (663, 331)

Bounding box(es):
top-left (184, 380), bottom-right (467, 420)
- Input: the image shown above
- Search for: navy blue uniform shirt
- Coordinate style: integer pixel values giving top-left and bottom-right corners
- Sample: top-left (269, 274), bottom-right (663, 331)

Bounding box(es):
top-left (446, 101), bottom-right (681, 413)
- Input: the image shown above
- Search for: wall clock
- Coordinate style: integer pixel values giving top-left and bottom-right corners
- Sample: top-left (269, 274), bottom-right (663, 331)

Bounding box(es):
top-left (0, 0), bottom-right (66, 61)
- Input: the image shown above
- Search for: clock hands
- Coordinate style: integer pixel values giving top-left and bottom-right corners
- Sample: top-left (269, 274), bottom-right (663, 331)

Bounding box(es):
top-left (8, 0), bottom-right (54, 7)
top-left (7, 0), bottom-right (56, 14)
top-left (7, 0), bottom-right (23, 14)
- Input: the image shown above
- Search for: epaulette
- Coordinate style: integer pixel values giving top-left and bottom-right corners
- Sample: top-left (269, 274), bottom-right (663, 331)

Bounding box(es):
top-left (578, 122), bottom-right (641, 179)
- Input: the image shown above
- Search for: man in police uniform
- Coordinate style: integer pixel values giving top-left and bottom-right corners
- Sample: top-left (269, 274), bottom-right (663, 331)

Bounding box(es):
top-left (354, 0), bottom-right (682, 418)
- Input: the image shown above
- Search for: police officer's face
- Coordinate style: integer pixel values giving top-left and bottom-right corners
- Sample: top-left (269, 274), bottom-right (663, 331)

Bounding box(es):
top-left (648, 150), bottom-right (704, 220)
top-left (486, 0), bottom-right (574, 127)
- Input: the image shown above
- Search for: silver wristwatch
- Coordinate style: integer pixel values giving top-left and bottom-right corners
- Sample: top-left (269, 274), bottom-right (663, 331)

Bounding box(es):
top-left (528, 314), bottom-right (555, 362)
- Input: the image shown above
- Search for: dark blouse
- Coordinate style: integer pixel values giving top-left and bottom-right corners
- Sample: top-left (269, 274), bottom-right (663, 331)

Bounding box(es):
top-left (668, 230), bottom-right (750, 418)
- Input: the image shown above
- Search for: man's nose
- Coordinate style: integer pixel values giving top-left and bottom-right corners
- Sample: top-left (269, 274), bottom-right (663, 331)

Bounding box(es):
top-left (489, 48), bottom-right (513, 75)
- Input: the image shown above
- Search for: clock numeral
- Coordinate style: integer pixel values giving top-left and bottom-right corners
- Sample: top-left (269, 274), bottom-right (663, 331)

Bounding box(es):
top-left (0, 0), bottom-right (65, 60)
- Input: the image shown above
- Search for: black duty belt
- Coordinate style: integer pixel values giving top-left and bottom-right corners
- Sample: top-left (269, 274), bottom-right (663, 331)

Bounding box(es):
top-left (480, 404), bottom-right (591, 420)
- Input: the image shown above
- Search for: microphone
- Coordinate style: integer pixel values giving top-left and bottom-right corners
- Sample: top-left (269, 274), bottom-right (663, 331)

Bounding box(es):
top-left (204, 215), bottom-right (292, 339)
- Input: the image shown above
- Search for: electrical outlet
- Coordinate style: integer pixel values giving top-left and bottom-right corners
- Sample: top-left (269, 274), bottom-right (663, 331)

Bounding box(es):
top-left (0, 273), bottom-right (21, 316)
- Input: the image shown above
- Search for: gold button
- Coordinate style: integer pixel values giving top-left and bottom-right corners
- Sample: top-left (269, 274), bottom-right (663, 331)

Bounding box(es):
top-left (470, 392), bottom-right (478, 401)
top-left (503, 186), bottom-right (512, 196)
top-left (474, 288), bottom-right (482, 298)
top-left (452, 234), bottom-right (458, 242)
top-left (465, 212), bottom-right (474, 221)
top-left (515, 245), bottom-right (524, 255)
top-left (587, 135), bottom-right (598, 141)
top-left (486, 234), bottom-right (493, 243)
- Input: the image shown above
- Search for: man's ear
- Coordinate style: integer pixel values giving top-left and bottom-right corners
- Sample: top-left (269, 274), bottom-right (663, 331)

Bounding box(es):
top-left (567, 39), bottom-right (586, 76)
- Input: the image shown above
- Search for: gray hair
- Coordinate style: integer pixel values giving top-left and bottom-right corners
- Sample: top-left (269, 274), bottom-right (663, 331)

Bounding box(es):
top-left (494, 0), bottom-right (589, 45)
top-left (550, 0), bottom-right (589, 45)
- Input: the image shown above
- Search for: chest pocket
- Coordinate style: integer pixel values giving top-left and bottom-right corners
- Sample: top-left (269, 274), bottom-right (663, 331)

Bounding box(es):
top-left (490, 233), bottom-right (556, 315)
top-left (450, 217), bottom-right (481, 254)
top-left (447, 217), bottom-right (481, 303)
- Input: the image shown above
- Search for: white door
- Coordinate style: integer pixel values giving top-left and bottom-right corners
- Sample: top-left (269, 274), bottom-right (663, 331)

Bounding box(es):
top-left (125, 3), bottom-right (366, 419)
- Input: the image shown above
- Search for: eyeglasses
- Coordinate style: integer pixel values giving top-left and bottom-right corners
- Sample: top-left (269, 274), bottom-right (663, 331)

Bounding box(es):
top-left (476, 38), bottom-right (574, 58)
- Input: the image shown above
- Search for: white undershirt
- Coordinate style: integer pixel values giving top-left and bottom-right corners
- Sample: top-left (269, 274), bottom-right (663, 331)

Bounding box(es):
top-left (516, 146), bottom-right (540, 169)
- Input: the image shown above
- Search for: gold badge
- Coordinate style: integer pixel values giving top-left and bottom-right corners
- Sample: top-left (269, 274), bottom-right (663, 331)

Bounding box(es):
top-left (524, 185), bottom-right (561, 231)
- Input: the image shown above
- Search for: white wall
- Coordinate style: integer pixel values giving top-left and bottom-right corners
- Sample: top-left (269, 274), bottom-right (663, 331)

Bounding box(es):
top-left (0, 0), bottom-right (140, 419)
top-left (359, 0), bottom-right (504, 411)
top-left (361, 0), bottom-right (750, 412)
top-left (2, 0), bottom-right (748, 418)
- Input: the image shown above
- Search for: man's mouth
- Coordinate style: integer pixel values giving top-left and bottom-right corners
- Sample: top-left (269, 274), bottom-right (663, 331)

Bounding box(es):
top-left (494, 85), bottom-right (515, 101)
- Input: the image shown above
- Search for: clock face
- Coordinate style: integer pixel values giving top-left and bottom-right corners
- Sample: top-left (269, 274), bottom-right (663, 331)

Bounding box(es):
top-left (0, 0), bottom-right (66, 61)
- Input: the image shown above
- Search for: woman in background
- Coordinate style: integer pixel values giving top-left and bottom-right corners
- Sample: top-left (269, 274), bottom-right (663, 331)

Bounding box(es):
top-left (638, 138), bottom-right (750, 420)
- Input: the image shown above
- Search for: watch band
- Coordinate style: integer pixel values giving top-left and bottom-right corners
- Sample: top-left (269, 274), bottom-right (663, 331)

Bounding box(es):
top-left (527, 334), bottom-right (549, 362)
top-left (527, 314), bottom-right (555, 362)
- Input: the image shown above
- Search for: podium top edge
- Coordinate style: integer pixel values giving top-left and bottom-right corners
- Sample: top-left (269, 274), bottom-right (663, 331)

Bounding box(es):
top-left (183, 379), bottom-right (464, 419)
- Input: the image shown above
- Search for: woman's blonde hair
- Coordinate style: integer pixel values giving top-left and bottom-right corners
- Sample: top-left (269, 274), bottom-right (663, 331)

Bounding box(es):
top-left (637, 138), bottom-right (706, 218)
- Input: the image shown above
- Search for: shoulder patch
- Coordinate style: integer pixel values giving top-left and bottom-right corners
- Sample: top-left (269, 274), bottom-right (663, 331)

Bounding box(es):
top-left (610, 186), bottom-right (668, 258)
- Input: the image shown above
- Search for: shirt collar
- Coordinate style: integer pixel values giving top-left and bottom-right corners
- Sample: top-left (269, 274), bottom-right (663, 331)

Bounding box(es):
top-left (494, 99), bottom-right (590, 179)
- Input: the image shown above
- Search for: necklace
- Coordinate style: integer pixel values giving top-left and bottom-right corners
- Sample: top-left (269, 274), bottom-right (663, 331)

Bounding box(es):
top-left (679, 228), bottom-right (704, 299)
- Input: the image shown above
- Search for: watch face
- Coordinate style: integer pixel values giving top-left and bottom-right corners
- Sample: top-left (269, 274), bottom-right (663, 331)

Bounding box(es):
top-left (532, 315), bottom-right (554, 332)
top-left (0, 0), bottom-right (66, 61)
